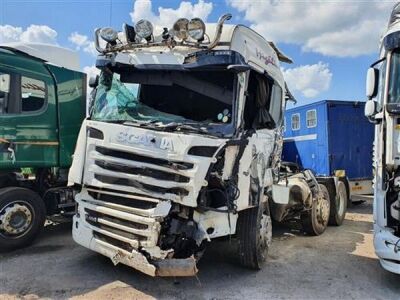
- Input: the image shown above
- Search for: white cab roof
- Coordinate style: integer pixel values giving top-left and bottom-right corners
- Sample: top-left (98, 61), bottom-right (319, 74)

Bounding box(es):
top-left (0, 42), bottom-right (80, 71)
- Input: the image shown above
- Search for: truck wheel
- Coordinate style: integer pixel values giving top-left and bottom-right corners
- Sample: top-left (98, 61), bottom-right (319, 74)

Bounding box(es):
top-left (237, 201), bottom-right (272, 270)
top-left (0, 187), bottom-right (46, 251)
top-left (329, 181), bottom-right (347, 226)
top-left (301, 184), bottom-right (330, 236)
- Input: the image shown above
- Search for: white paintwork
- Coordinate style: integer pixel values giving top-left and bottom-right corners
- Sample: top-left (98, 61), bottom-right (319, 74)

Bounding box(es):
top-left (364, 100), bottom-right (376, 117)
top-left (112, 24), bottom-right (285, 89)
top-left (0, 42), bottom-right (80, 71)
top-left (71, 19), bottom-right (290, 275)
top-left (272, 184), bottom-right (290, 204)
top-left (366, 68), bottom-right (377, 99)
top-left (283, 134), bottom-right (317, 142)
top-left (348, 179), bottom-right (373, 196)
top-left (368, 5), bottom-right (400, 274)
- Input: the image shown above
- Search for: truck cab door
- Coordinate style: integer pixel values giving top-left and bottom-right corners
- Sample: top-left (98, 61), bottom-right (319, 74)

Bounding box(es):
top-left (237, 71), bottom-right (284, 210)
top-left (0, 57), bottom-right (58, 169)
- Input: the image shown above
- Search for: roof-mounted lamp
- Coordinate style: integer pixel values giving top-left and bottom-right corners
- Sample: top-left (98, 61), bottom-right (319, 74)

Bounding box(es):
top-left (188, 18), bottom-right (206, 41)
top-left (135, 19), bottom-right (153, 41)
top-left (99, 27), bottom-right (118, 44)
top-left (173, 18), bottom-right (189, 40)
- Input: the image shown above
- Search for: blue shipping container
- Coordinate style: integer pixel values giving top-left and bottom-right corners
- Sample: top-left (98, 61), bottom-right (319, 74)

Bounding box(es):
top-left (282, 100), bottom-right (374, 180)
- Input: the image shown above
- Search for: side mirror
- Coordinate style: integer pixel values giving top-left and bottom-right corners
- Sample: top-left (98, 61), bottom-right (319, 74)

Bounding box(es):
top-left (89, 75), bottom-right (99, 88)
top-left (366, 67), bottom-right (379, 99)
top-left (365, 100), bottom-right (377, 118)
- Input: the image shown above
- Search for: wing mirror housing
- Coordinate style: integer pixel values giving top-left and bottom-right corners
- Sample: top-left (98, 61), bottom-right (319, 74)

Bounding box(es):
top-left (366, 67), bottom-right (379, 99)
top-left (365, 67), bottom-right (380, 123)
top-left (89, 75), bottom-right (99, 88)
top-left (365, 100), bottom-right (377, 118)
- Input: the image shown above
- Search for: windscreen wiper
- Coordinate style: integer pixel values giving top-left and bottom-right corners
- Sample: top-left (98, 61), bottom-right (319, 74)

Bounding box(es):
top-left (157, 122), bottom-right (209, 134)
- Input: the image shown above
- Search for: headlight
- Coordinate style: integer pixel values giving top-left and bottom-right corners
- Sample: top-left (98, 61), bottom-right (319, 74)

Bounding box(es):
top-left (135, 19), bottom-right (153, 40)
top-left (188, 18), bottom-right (205, 41)
top-left (173, 18), bottom-right (189, 40)
top-left (100, 27), bottom-right (118, 43)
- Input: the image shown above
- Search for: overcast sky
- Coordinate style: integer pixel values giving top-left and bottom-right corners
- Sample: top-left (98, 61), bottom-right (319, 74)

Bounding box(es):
top-left (0, 0), bottom-right (397, 106)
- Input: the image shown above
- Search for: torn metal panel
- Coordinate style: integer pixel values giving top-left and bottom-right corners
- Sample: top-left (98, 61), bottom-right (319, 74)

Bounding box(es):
top-left (193, 209), bottom-right (238, 239)
top-left (153, 256), bottom-right (198, 277)
top-left (222, 145), bottom-right (239, 180)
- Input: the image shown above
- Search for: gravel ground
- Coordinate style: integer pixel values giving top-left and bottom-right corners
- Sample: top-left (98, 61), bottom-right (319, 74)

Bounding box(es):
top-left (1, 199), bottom-right (399, 300)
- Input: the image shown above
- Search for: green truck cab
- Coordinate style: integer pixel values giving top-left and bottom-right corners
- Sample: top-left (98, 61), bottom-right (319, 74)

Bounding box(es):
top-left (0, 43), bottom-right (86, 250)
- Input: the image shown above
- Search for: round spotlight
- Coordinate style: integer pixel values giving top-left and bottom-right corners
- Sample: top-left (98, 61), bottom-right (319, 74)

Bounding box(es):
top-left (173, 18), bottom-right (189, 40)
top-left (135, 19), bottom-right (153, 40)
top-left (100, 27), bottom-right (118, 43)
top-left (188, 18), bottom-right (205, 41)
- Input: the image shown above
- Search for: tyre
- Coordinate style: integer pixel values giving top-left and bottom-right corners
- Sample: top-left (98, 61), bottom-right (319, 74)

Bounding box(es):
top-left (301, 184), bottom-right (330, 236)
top-left (0, 187), bottom-right (46, 251)
top-left (329, 181), bottom-right (347, 226)
top-left (237, 201), bottom-right (272, 270)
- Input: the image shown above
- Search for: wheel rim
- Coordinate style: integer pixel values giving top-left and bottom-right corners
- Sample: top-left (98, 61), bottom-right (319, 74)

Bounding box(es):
top-left (316, 192), bottom-right (330, 226)
top-left (0, 201), bottom-right (34, 238)
top-left (337, 185), bottom-right (346, 217)
top-left (258, 212), bottom-right (272, 260)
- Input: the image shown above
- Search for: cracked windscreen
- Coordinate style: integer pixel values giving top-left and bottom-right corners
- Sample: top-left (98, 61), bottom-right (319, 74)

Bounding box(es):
top-left (91, 69), bottom-right (236, 130)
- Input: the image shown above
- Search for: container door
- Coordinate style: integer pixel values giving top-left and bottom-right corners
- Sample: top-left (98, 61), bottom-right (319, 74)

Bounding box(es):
top-left (327, 102), bottom-right (374, 179)
top-left (0, 59), bottom-right (58, 169)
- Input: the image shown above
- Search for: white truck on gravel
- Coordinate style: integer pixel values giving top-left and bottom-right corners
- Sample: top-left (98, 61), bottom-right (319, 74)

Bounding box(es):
top-left (69, 14), bottom-right (332, 277)
top-left (365, 2), bottom-right (400, 274)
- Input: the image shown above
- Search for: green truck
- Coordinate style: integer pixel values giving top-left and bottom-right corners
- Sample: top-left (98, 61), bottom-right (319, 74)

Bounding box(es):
top-left (0, 43), bottom-right (86, 250)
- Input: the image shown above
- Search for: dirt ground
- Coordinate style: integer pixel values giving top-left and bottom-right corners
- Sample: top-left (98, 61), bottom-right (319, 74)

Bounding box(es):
top-left (1, 199), bottom-right (399, 300)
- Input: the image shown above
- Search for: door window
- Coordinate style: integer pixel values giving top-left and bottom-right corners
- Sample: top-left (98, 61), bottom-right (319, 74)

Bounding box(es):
top-left (306, 109), bottom-right (317, 128)
top-left (269, 83), bottom-right (283, 125)
top-left (243, 70), bottom-right (282, 130)
top-left (0, 72), bottom-right (10, 114)
top-left (291, 113), bottom-right (300, 130)
top-left (0, 70), bottom-right (46, 114)
top-left (21, 76), bottom-right (46, 112)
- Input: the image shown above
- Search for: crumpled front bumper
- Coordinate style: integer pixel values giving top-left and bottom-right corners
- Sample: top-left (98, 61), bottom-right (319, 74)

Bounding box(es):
top-left (374, 224), bottom-right (400, 274)
top-left (73, 215), bottom-right (198, 277)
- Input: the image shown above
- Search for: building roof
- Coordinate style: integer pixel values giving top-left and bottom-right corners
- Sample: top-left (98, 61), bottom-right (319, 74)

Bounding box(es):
top-left (285, 100), bottom-right (365, 113)
top-left (0, 42), bottom-right (80, 71)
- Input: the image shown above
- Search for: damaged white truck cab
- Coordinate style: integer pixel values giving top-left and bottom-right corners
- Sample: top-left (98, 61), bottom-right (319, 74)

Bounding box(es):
top-left (365, 3), bottom-right (400, 274)
top-left (69, 14), bottom-right (331, 276)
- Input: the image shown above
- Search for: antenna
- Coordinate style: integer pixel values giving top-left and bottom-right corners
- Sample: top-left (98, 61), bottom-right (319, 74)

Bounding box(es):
top-left (109, 0), bottom-right (113, 26)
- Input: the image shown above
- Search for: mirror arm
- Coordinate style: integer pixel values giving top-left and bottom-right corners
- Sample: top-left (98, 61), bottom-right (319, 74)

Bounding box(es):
top-left (370, 57), bottom-right (386, 68)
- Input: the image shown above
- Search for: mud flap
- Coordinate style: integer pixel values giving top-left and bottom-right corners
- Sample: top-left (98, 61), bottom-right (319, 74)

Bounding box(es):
top-left (153, 256), bottom-right (198, 277)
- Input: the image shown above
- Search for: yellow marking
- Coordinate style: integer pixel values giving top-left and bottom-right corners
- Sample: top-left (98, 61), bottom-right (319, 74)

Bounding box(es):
top-left (14, 141), bottom-right (59, 146)
top-left (335, 169), bottom-right (346, 177)
top-left (396, 124), bottom-right (400, 130)
top-left (352, 186), bottom-right (363, 191)
top-left (0, 139), bottom-right (58, 146)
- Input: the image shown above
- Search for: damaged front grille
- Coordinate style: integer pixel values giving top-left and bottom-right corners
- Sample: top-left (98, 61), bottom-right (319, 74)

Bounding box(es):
top-left (93, 231), bottom-right (134, 253)
top-left (96, 146), bottom-right (194, 170)
top-left (94, 160), bottom-right (190, 183)
top-left (94, 174), bottom-right (189, 196)
top-left (80, 187), bottom-right (165, 250)
top-left (88, 190), bottom-right (157, 210)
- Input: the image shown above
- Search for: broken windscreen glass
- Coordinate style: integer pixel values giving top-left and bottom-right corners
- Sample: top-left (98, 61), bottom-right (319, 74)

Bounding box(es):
top-left (91, 69), bottom-right (236, 136)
